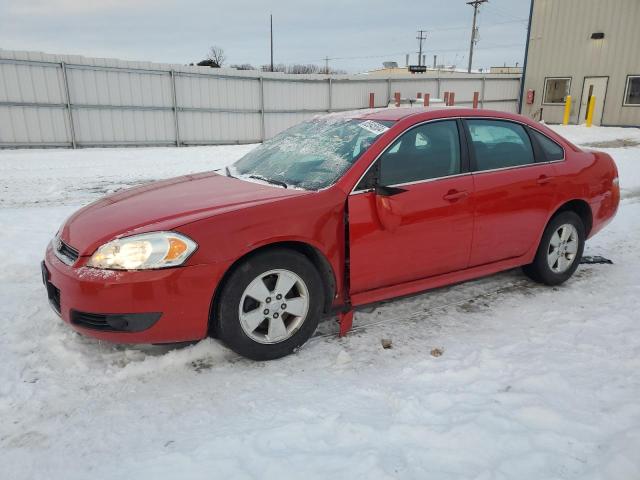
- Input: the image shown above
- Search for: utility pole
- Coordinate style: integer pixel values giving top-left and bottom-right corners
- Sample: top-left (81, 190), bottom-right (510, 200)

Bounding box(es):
top-left (270, 14), bottom-right (274, 72)
top-left (466, 0), bottom-right (487, 73)
top-left (416, 30), bottom-right (427, 66)
top-left (323, 56), bottom-right (330, 74)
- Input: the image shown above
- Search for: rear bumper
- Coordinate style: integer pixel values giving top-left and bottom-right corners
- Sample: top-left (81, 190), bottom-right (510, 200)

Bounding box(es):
top-left (43, 243), bottom-right (226, 344)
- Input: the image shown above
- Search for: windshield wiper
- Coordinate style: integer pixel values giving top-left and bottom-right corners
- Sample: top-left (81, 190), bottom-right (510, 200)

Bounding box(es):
top-left (225, 166), bottom-right (235, 178)
top-left (248, 175), bottom-right (288, 189)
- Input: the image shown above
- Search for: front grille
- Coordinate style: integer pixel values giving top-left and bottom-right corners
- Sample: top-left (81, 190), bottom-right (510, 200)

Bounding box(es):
top-left (54, 239), bottom-right (79, 266)
top-left (71, 311), bottom-right (162, 332)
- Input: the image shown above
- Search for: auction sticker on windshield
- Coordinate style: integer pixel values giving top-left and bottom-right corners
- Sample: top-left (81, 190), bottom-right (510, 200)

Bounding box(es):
top-left (358, 120), bottom-right (390, 136)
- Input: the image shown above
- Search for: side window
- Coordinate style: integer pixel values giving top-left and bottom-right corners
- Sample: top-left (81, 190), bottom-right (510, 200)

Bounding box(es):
top-left (466, 120), bottom-right (535, 172)
top-left (623, 76), bottom-right (640, 106)
top-left (378, 120), bottom-right (461, 186)
top-left (543, 77), bottom-right (571, 104)
top-left (529, 129), bottom-right (564, 161)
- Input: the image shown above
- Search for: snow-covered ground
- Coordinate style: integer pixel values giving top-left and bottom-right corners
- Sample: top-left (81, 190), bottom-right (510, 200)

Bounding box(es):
top-left (1, 124), bottom-right (639, 479)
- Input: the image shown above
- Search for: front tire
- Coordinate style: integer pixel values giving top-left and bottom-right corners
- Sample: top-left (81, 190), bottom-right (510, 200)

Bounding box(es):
top-left (523, 211), bottom-right (585, 286)
top-left (215, 249), bottom-right (324, 360)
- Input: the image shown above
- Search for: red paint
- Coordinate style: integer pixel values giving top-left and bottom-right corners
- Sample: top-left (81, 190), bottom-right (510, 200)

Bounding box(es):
top-left (473, 91), bottom-right (480, 108)
top-left (369, 92), bottom-right (375, 108)
top-left (45, 108), bottom-right (619, 343)
top-left (338, 310), bottom-right (354, 336)
top-left (423, 93), bottom-right (430, 107)
top-left (348, 175), bottom-right (474, 293)
top-left (394, 92), bottom-right (401, 107)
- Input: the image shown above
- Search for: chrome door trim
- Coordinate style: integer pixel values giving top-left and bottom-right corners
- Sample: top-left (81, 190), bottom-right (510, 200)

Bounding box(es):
top-left (470, 159), bottom-right (564, 177)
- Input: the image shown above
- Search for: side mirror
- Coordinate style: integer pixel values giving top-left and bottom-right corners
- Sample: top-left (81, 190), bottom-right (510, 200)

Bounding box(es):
top-left (375, 185), bottom-right (407, 197)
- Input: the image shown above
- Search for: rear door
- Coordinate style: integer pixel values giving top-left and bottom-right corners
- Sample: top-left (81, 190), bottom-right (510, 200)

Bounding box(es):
top-left (348, 119), bottom-right (474, 294)
top-left (464, 119), bottom-right (559, 267)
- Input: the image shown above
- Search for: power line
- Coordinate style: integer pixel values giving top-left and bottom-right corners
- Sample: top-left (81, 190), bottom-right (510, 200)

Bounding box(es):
top-left (483, 3), bottom-right (525, 22)
top-left (321, 42), bottom-right (524, 63)
top-left (423, 18), bottom-right (527, 33)
top-left (467, 0), bottom-right (489, 72)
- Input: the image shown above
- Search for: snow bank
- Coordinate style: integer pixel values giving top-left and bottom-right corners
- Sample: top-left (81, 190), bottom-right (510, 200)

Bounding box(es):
top-left (1, 125), bottom-right (639, 479)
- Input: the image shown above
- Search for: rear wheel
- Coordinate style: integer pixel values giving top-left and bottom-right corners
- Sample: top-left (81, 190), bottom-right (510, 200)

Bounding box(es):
top-left (523, 211), bottom-right (585, 286)
top-left (215, 249), bottom-right (324, 360)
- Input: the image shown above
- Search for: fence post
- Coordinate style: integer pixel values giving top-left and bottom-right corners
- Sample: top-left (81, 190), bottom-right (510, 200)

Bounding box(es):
top-left (394, 92), bottom-right (401, 107)
top-left (259, 76), bottom-right (266, 141)
top-left (473, 91), bottom-right (480, 109)
top-left (449, 92), bottom-right (455, 106)
top-left (424, 93), bottom-right (430, 107)
top-left (170, 70), bottom-right (181, 147)
top-left (369, 92), bottom-right (375, 108)
top-left (443, 91), bottom-right (450, 106)
top-left (481, 76), bottom-right (486, 108)
top-left (60, 62), bottom-right (76, 149)
top-left (328, 77), bottom-right (332, 113)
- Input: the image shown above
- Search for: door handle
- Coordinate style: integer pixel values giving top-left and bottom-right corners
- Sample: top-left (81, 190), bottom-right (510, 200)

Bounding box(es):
top-left (537, 174), bottom-right (552, 185)
top-left (442, 189), bottom-right (469, 202)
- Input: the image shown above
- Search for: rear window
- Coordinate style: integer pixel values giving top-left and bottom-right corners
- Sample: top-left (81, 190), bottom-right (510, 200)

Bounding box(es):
top-left (530, 129), bottom-right (564, 161)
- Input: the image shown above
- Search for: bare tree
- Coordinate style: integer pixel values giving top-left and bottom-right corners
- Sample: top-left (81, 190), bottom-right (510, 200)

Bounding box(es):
top-left (230, 63), bottom-right (256, 71)
top-left (206, 46), bottom-right (226, 68)
top-left (260, 63), bottom-right (346, 75)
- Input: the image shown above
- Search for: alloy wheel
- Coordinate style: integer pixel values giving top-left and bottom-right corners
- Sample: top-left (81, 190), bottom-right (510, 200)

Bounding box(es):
top-left (238, 269), bottom-right (310, 344)
top-left (547, 223), bottom-right (579, 273)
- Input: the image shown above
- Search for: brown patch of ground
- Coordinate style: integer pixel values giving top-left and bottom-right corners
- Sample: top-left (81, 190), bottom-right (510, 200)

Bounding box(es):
top-left (581, 139), bottom-right (640, 148)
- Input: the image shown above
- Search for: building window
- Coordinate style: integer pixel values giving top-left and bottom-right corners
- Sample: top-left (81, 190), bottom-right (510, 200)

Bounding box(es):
top-left (543, 77), bottom-right (571, 104)
top-left (624, 76), bottom-right (640, 106)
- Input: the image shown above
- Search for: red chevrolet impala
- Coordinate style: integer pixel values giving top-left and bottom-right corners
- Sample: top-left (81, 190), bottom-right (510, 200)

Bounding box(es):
top-left (43, 108), bottom-right (619, 360)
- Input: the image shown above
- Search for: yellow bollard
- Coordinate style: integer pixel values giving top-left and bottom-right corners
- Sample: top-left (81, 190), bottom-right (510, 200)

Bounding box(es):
top-left (563, 95), bottom-right (572, 125)
top-left (586, 96), bottom-right (596, 127)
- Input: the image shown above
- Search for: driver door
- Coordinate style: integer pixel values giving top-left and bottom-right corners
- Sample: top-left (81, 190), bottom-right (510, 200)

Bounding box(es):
top-left (347, 119), bottom-right (475, 294)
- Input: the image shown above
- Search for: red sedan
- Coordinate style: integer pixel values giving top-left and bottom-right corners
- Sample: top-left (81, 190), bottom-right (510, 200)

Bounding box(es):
top-left (43, 108), bottom-right (620, 360)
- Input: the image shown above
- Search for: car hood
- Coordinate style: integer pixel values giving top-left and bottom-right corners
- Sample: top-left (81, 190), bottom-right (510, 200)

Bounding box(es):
top-left (61, 172), bottom-right (308, 256)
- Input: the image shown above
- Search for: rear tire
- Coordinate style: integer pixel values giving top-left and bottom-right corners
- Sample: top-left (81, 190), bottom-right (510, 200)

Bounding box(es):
top-left (215, 249), bottom-right (324, 361)
top-left (523, 211), bottom-right (585, 286)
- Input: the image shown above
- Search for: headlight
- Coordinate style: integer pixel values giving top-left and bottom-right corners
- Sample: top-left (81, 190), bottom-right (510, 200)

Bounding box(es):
top-left (86, 232), bottom-right (197, 270)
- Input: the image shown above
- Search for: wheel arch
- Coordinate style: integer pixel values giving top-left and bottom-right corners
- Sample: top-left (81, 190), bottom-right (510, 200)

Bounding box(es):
top-left (208, 241), bottom-right (337, 336)
top-left (551, 199), bottom-right (593, 236)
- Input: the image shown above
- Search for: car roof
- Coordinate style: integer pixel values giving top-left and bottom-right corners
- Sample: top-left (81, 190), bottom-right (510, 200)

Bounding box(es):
top-left (351, 107), bottom-right (528, 123)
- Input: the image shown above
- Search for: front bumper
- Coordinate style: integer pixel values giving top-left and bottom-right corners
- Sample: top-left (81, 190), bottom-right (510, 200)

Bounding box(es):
top-left (43, 243), bottom-right (226, 344)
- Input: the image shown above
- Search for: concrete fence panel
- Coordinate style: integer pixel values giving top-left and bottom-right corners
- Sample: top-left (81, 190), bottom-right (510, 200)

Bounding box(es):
top-left (0, 50), bottom-right (521, 149)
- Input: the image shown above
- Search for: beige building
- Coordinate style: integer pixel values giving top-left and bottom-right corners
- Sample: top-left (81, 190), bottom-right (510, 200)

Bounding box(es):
top-left (521, 0), bottom-right (640, 126)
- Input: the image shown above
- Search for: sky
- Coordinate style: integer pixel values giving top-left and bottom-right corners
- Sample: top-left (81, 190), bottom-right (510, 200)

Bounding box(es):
top-left (0, 0), bottom-right (532, 73)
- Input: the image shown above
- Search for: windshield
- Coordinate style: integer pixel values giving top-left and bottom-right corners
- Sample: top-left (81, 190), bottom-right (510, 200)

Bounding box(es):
top-left (231, 118), bottom-right (394, 190)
